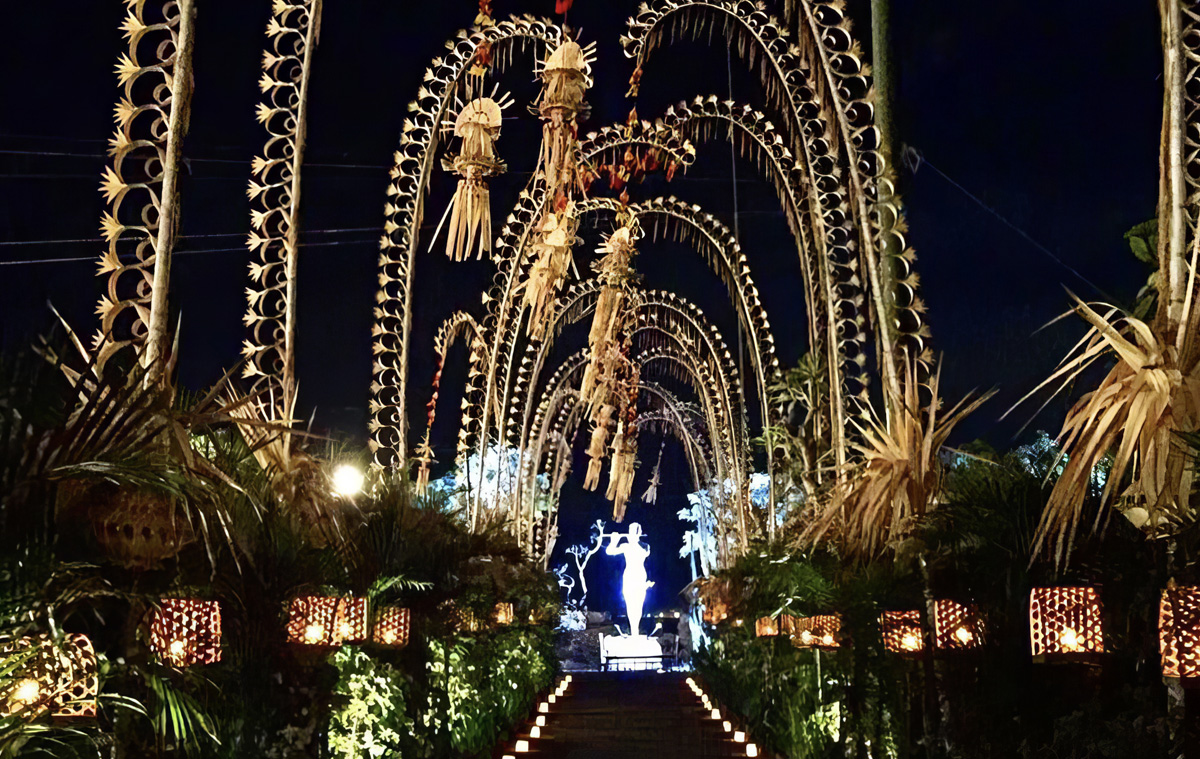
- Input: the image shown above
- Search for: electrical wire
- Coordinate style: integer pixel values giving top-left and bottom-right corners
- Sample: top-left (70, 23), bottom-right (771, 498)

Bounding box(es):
top-left (0, 237), bottom-right (376, 267)
top-left (0, 227), bottom-right (380, 248)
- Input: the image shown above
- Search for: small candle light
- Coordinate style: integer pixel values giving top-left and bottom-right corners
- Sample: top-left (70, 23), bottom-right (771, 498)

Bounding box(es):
top-left (303, 623), bottom-right (324, 644)
top-left (1060, 627), bottom-right (1082, 652)
top-left (734, 730), bottom-right (746, 743)
top-left (954, 626), bottom-right (974, 645)
top-left (710, 708), bottom-right (721, 720)
top-left (530, 726), bottom-right (541, 738)
top-left (746, 743), bottom-right (759, 757)
top-left (723, 720), bottom-right (732, 732)
top-left (515, 739), bottom-right (530, 752)
top-left (548, 694), bottom-right (557, 704)
top-left (11, 678), bottom-right (40, 707)
top-left (538, 702), bottom-right (549, 713)
top-left (535, 715), bottom-right (546, 727)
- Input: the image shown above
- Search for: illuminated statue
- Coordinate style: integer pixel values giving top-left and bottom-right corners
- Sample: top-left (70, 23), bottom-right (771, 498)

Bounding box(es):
top-left (602, 521), bottom-right (654, 635)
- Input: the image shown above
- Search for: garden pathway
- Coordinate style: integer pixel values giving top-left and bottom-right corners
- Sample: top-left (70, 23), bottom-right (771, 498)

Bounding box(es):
top-left (496, 671), bottom-right (758, 759)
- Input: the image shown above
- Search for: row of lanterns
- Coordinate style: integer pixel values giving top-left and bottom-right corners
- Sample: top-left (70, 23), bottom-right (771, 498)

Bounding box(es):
top-left (746, 585), bottom-right (1200, 674)
top-left (686, 676), bottom-right (759, 757)
top-left (3, 596), bottom-right (523, 714)
top-left (498, 674), bottom-right (573, 756)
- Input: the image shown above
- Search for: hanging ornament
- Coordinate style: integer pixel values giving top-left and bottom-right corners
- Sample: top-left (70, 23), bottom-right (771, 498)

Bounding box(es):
top-left (584, 403), bottom-right (616, 491)
top-left (433, 91), bottom-right (514, 261)
top-left (519, 202), bottom-right (579, 338)
top-left (642, 439), bottom-right (664, 505)
top-left (606, 420), bottom-right (638, 522)
top-left (415, 431), bottom-right (435, 493)
top-left (580, 223), bottom-right (639, 408)
top-left (534, 38), bottom-right (595, 204)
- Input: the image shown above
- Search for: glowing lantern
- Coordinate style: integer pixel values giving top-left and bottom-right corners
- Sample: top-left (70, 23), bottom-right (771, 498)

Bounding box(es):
top-left (933, 599), bottom-right (983, 650)
top-left (372, 606), bottom-right (411, 649)
top-left (787, 615), bottom-right (841, 649)
top-left (149, 598), bottom-right (222, 667)
top-left (494, 602), bottom-right (515, 626)
top-left (747, 744), bottom-right (759, 757)
top-left (515, 739), bottom-right (530, 752)
top-left (0, 634), bottom-right (98, 719)
top-left (881, 611), bottom-right (924, 654)
top-left (755, 616), bottom-right (779, 637)
top-left (1029, 586), bottom-right (1104, 660)
top-left (1160, 586), bottom-right (1200, 678)
top-left (286, 595), bottom-right (368, 646)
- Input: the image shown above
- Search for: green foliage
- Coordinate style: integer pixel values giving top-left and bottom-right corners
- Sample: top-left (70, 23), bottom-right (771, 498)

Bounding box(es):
top-left (328, 647), bottom-right (417, 759)
top-left (421, 627), bottom-right (554, 756)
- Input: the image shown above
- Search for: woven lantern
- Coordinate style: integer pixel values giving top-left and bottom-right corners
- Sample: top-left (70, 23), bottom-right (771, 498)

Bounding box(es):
top-left (372, 606), bottom-right (411, 649)
top-left (755, 616), bottom-right (779, 637)
top-left (787, 615), bottom-right (841, 649)
top-left (933, 600), bottom-right (983, 650)
top-left (1160, 586), bottom-right (1200, 679)
top-left (1, 634), bottom-right (98, 720)
top-left (1029, 586), bottom-right (1104, 660)
top-left (149, 599), bottom-right (222, 667)
top-left (494, 602), bottom-right (515, 626)
top-left (286, 595), bottom-right (368, 646)
top-left (881, 611), bottom-right (924, 654)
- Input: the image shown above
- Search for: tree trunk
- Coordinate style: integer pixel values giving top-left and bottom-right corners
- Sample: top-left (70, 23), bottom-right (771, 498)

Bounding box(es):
top-left (918, 556), bottom-right (951, 758)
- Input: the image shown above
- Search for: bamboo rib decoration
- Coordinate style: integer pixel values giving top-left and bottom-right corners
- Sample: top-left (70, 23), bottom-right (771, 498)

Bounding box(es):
top-left (371, 17), bottom-right (573, 467)
top-left (243, 0), bottom-right (323, 409)
top-left (96, 0), bottom-right (197, 380)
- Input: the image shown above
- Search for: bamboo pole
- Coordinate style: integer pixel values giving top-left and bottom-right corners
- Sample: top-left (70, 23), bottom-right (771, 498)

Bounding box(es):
top-left (282, 0), bottom-right (323, 417)
top-left (1161, 0), bottom-right (1187, 330)
top-left (144, 0), bottom-right (196, 385)
top-left (871, 0), bottom-right (901, 422)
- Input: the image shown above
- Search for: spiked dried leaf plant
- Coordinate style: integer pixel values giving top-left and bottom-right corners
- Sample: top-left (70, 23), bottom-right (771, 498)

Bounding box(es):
top-left (802, 357), bottom-right (994, 559)
top-left (1014, 264), bottom-right (1200, 564)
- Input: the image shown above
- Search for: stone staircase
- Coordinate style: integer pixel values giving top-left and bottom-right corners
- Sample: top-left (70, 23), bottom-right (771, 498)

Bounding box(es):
top-left (495, 671), bottom-right (760, 759)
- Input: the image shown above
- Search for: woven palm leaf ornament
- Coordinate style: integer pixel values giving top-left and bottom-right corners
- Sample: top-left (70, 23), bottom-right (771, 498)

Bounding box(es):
top-left (580, 222), bottom-right (640, 407)
top-left (534, 38), bottom-right (596, 205)
top-left (95, 0), bottom-right (197, 375)
top-left (642, 439), bottom-right (665, 504)
top-left (520, 202), bottom-right (581, 339)
top-left (243, 0), bottom-right (323, 399)
top-left (433, 92), bottom-right (514, 261)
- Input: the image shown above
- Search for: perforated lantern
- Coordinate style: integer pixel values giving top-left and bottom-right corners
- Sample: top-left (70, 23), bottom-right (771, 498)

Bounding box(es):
top-left (149, 598), bottom-right (222, 666)
top-left (1160, 586), bottom-right (1200, 679)
top-left (373, 606), bottom-right (411, 649)
top-left (787, 615), bottom-right (841, 649)
top-left (881, 611), bottom-right (924, 654)
top-left (286, 595), bottom-right (368, 646)
top-left (755, 616), bottom-right (779, 637)
top-left (1, 634), bottom-right (98, 720)
top-left (494, 602), bottom-right (515, 626)
top-left (1029, 586), bottom-right (1103, 660)
top-left (933, 600), bottom-right (983, 650)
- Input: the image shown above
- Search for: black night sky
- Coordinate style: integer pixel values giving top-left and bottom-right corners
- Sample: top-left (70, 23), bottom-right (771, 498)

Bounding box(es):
top-left (0, 2), bottom-right (1159, 614)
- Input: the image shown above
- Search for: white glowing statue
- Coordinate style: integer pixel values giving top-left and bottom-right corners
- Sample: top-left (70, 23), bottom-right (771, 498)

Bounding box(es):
top-left (602, 521), bottom-right (654, 635)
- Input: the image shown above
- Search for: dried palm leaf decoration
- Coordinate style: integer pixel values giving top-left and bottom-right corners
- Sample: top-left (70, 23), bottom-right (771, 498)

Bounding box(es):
top-left (520, 202), bottom-right (580, 339)
top-left (584, 403), bottom-right (616, 491)
top-left (434, 91), bottom-right (514, 260)
top-left (534, 38), bottom-right (595, 204)
top-left (642, 439), bottom-right (664, 504)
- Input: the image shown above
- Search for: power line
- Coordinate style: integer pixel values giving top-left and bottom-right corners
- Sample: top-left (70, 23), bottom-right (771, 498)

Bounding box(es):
top-left (903, 145), bottom-right (1117, 303)
top-left (0, 226), bottom-right (380, 248)
top-left (0, 148), bottom-right (385, 170)
top-left (0, 237), bottom-right (376, 268)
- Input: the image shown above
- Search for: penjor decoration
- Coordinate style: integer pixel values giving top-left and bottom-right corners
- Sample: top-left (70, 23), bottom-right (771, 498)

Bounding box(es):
top-left (534, 38), bottom-right (594, 204)
top-left (580, 223), bottom-right (639, 407)
top-left (435, 92), bottom-right (514, 261)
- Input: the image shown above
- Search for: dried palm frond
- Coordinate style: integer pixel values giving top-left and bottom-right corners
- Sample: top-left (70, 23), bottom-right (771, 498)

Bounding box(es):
top-left (1012, 271), bottom-right (1200, 564)
top-left (802, 357), bottom-right (993, 558)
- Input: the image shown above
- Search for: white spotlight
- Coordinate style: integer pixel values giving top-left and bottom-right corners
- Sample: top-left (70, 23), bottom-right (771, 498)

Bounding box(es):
top-left (331, 464), bottom-right (365, 496)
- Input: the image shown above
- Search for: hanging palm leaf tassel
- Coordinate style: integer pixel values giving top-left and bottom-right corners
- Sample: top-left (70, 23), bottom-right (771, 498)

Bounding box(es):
top-left (415, 433), bottom-right (435, 494)
top-left (535, 39), bottom-right (595, 203)
top-left (642, 440), bottom-right (664, 504)
top-left (435, 93), bottom-right (512, 261)
top-left (520, 202), bottom-right (579, 338)
top-left (606, 422), bottom-right (637, 522)
top-left (584, 404), bottom-right (616, 491)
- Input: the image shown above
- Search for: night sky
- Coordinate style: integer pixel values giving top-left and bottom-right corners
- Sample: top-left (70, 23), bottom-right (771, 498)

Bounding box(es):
top-left (0, 1), bottom-right (1159, 613)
